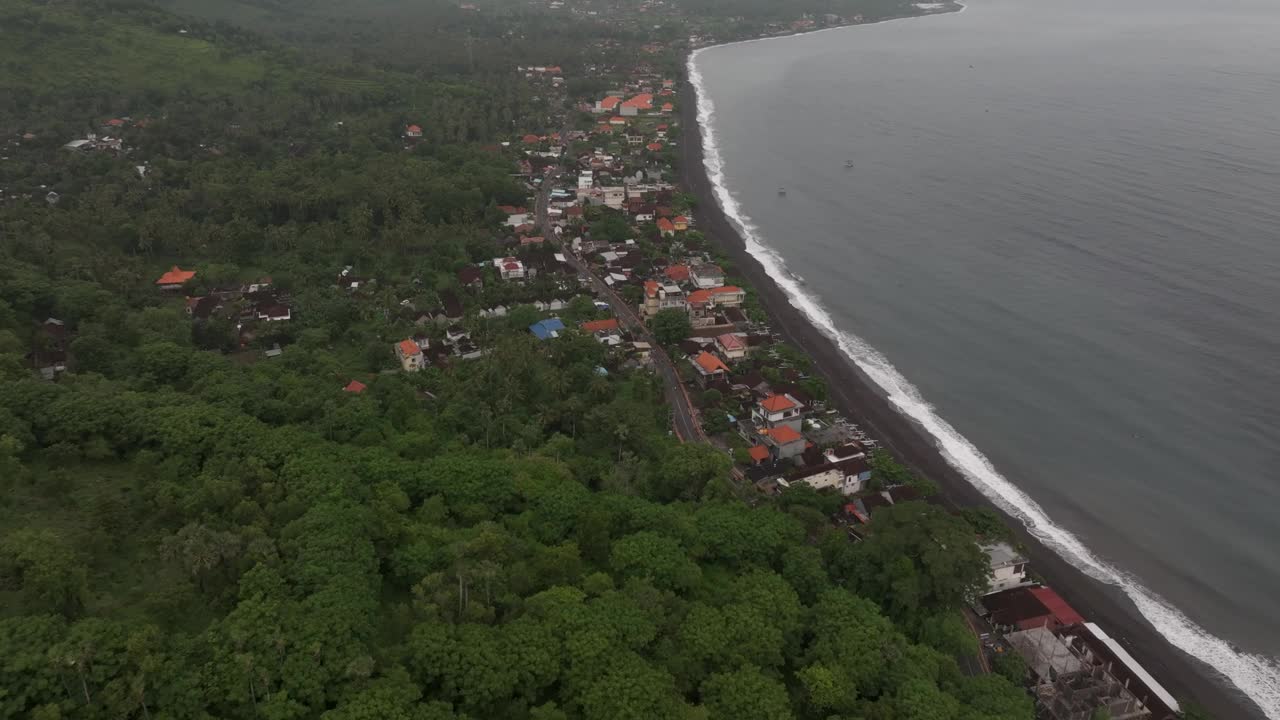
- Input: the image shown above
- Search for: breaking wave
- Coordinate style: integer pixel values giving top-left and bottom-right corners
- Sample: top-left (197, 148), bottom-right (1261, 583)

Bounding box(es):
top-left (687, 38), bottom-right (1280, 720)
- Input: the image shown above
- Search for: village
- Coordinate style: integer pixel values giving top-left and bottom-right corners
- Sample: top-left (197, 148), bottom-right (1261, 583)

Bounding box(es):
top-left (19, 25), bottom-right (1186, 720)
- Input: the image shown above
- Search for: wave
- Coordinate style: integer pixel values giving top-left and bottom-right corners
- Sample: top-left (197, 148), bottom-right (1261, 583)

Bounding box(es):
top-left (687, 36), bottom-right (1280, 720)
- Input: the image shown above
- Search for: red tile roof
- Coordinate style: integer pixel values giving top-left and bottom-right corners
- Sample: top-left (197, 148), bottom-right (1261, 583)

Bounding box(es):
top-left (662, 103), bottom-right (674, 111)
top-left (155, 266), bottom-right (196, 286)
top-left (1028, 587), bottom-right (1085, 626)
top-left (608, 116), bottom-right (627, 125)
top-left (343, 380), bottom-right (367, 393)
top-left (622, 93), bottom-right (654, 109)
top-left (398, 339), bottom-right (422, 357)
top-left (716, 333), bottom-right (746, 352)
top-left (406, 124), bottom-right (422, 134)
top-left (760, 394), bottom-right (797, 412)
top-left (674, 215), bottom-right (688, 224)
top-left (599, 96), bottom-right (622, 110)
top-left (656, 218), bottom-right (675, 231)
top-left (645, 280), bottom-right (660, 297)
top-left (522, 134), bottom-right (541, 144)
top-left (581, 318), bottom-right (620, 333)
top-left (664, 265), bottom-right (690, 282)
top-left (687, 289), bottom-right (712, 305)
top-left (763, 425), bottom-right (803, 444)
top-left (646, 142), bottom-right (663, 152)
top-left (693, 351), bottom-right (730, 375)
top-left (712, 286), bottom-right (744, 296)
top-left (748, 445), bottom-right (770, 463)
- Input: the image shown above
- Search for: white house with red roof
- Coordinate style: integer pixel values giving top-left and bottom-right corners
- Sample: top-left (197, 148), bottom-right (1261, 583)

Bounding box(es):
top-left (753, 393), bottom-right (806, 432)
top-left (395, 338), bottom-right (424, 372)
top-left (492, 257), bottom-right (526, 281)
top-left (405, 124), bottom-right (423, 138)
top-left (715, 332), bottom-right (748, 360)
top-left (691, 350), bottom-right (731, 387)
top-left (641, 280), bottom-right (686, 319)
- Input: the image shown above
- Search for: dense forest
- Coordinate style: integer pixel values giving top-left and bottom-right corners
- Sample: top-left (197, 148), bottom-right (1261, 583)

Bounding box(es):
top-left (1, 0), bottom-right (1035, 718)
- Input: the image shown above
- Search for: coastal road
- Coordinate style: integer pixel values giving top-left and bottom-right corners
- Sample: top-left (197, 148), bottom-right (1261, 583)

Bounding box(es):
top-left (533, 158), bottom-right (705, 444)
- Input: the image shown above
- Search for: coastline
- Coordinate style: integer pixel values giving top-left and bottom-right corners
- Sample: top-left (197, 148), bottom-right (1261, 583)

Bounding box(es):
top-left (677, 34), bottom-right (1264, 720)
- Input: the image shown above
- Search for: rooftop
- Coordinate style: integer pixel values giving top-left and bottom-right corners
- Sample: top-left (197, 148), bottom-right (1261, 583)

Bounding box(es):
top-left (759, 393), bottom-right (798, 412)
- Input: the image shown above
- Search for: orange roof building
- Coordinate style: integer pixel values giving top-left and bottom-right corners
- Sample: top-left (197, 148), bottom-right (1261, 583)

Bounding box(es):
top-left (155, 266), bottom-right (196, 287)
top-left (762, 425), bottom-right (803, 445)
top-left (760, 394), bottom-right (797, 413)
top-left (343, 380), bottom-right (368, 394)
top-left (692, 351), bottom-right (730, 380)
top-left (664, 265), bottom-right (691, 282)
top-left (747, 445), bottom-right (770, 464)
top-left (398, 339), bottom-right (422, 357)
top-left (598, 96), bottom-right (623, 111)
top-left (657, 217), bottom-right (675, 235)
top-left (581, 318), bottom-right (620, 333)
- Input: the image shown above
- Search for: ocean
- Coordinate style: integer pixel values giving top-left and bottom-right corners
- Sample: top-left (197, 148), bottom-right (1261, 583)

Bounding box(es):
top-left (689, 0), bottom-right (1280, 715)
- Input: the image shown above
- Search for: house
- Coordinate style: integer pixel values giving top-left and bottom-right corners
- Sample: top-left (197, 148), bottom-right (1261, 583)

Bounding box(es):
top-left (714, 333), bottom-right (747, 360)
top-left (255, 303), bottom-right (292, 322)
top-left (603, 186), bottom-right (626, 209)
top-left (405, 124), bottom-right (423, 138)
top-left (630, 341), bottom-right (652, 363)
top-left (343, 380), bottom-right (367, 394)
top-left (646, 142), bottom-right (664, 152)
top-left (691, 351), bottom-right (730, 386)
top-left (641, 280), bottom-right (686, 319)
top-left (395, 339), bottom-right (425, 372)
top-left (620, 94), bottom-right (654, 116)
top-left (457, 266), bottom-right (485, 288)
top-left (155, 266), bottom-right (197, 290)
top-left (581, 318), bottom-right (620, 334)
top-left (708, 286), bottom-right (745, 306)
top-left (522, 133), bottom-right (541, 144)
top-left (494, 257), bottom-right (526, 281)
top-left (757, 424), bottom-right (806, 460)
top-left (594, 96), bottom-right (623, 113)
top-left (753, 393), bottom-right (805, 432)
top-left (747, 445), bottom-right (771, 465)
top-left (690, 263), bottom-right (725, 288)
top-left (782, 457), bottom-right (873, 495)
top-left (520, 236), bottom-right (546, 246)
top-left (608, 116), bottom-right (628, 127)
top-left (979, 586), bottom-right (1085, 631)
top-left (529, 317), bottom-right (566, 340)
top-left (673, 215), bottom-right (689, 231)
top-left (661, 103), bottom-right (674, 114)
top-left (664, 265), bottom-right (691, 284)
top-left (981, 542), bottom-right (1031, 595)
top-left (657, 218), bottom-right (675, 237)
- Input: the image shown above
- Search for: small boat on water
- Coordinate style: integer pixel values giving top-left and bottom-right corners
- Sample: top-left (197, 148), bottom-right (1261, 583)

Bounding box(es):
top-left (778, 187), bottom-right (787, 196)
top-left (845, 160), bottom-right (854, 168)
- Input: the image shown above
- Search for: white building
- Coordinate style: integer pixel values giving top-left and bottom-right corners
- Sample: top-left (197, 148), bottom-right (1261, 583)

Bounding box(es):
top-left (602, 186), bottom-right (626, 209)
top-left (782, 457), bottom-right (873, 496)
top-left (690, 263), bottom-right (726, 289)
top-left (493, 257), bottom-right (526, 281)
top-left (752, 393), bottom-right (805, 433)
top-left (981, 542), bottom-right (1031, 595)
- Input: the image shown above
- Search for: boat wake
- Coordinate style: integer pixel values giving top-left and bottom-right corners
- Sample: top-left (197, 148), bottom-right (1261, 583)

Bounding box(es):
top-left (688, 42), bottom-right (1280, 720)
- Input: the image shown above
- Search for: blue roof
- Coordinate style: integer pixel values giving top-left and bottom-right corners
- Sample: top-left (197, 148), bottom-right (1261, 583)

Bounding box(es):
top-left (529, 317), bottom-right (566, 340)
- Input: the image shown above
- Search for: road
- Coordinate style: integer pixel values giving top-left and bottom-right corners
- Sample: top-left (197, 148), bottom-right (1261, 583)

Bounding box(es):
top-left (533, 152), bottom-right (705, 443)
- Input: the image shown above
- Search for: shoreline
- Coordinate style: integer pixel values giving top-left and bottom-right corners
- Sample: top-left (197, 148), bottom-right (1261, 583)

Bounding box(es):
top-left (677, 33), bottom-right (1264, 720)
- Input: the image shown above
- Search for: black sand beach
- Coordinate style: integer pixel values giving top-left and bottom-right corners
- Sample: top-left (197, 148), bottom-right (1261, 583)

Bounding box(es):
top-left (677, 79), bottom-right (1263, 720)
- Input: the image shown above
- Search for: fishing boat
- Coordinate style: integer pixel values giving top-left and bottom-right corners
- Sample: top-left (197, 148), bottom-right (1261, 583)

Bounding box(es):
top-left (845, 160), bottom-right (854, 168)
top-left (777, 187), bottom-right (787, 196)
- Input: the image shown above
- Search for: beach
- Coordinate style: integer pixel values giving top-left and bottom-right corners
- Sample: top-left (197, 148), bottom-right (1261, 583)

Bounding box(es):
top-left (675, 69), bottom-right (1266, 720)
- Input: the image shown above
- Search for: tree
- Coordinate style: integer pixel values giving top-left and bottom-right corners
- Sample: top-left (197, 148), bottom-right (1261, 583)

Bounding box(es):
top-left (578, 654), bottom-right (686, 720)
top-left (651, 309), bottom-right (691, 347)
top-left (609, 532), bottom-right (701, 592)
top-left (700, 666), bottom-right (793, 720)
top-left (0, 529), bottom-right (86, 616)
top-left (850, 502), bottom-right (989, 625)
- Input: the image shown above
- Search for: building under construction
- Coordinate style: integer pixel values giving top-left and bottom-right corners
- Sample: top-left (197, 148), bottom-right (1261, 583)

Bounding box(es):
top-left (1006, 622), bottom-right (1180, 720)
